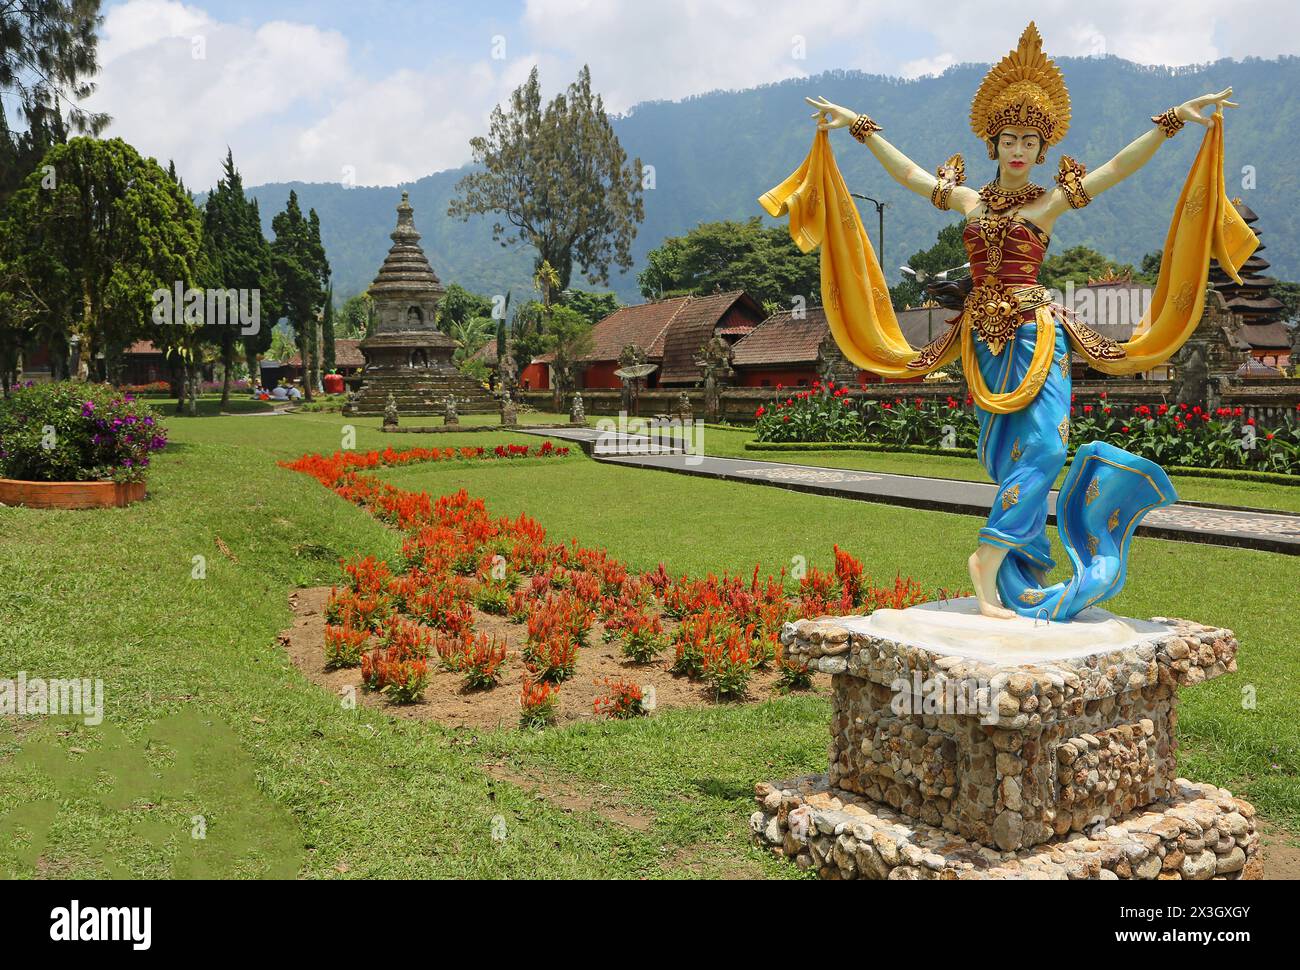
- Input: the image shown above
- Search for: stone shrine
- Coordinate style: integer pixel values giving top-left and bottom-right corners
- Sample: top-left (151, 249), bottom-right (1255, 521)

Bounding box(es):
top-left (752, 599), bottom-right (1261, 880)
top-left (345, 192), bottom-right (497, 417)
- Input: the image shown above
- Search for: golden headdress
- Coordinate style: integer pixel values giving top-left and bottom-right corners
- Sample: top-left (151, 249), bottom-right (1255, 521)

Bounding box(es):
top-left (970, 22), bottom-right (1071, 163)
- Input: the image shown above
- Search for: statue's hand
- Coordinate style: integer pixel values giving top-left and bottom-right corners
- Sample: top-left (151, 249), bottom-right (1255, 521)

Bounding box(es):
top-left (804, 96), bottom-right (857, 131)
top-left (1176, 87), bottom-right (1239, 127)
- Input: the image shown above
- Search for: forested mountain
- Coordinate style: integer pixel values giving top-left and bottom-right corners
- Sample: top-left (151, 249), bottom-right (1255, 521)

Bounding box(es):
top-left (239, 53), bottom-right (1299, 305)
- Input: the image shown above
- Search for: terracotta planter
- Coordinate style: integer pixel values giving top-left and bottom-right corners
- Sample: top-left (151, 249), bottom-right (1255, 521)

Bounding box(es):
top-left (0, 477), bottom-right (146, 510)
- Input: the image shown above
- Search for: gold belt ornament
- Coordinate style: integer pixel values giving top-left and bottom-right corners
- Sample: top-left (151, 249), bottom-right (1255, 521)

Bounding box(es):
top-left (965, 279), bottom-right (1050, 356)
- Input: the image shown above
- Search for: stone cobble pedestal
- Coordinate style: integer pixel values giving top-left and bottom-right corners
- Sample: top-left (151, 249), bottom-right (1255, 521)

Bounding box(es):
top-left (752, 599), bottom-right (1260, 880)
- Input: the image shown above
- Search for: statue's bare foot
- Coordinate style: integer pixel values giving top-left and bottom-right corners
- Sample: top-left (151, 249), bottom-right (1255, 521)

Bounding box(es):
top-left (968, 550), bottom-right (1016, 619)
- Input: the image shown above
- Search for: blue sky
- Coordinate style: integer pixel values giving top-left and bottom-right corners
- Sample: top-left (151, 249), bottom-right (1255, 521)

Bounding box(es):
top-left (83, 0), bottom-right (1296, 191)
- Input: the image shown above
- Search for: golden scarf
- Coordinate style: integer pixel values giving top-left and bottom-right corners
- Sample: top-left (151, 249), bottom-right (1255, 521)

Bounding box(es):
top-left (759, 109), bottom-right (1258, 413)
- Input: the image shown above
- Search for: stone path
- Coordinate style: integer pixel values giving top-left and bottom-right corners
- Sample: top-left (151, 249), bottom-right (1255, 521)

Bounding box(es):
top-left (516, 425), bottom-right (1300, 556)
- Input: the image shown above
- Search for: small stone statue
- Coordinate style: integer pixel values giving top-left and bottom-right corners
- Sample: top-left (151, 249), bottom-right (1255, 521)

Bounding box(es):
top-left (500, 389), bottom-right (518, 426)
top-left (383, 393), bottom-right (399, 429)
top-left (570, 392), bottom-right (586, 425)
top-left (443, 394), bottom-right (460, 426)
top-left (677, 391), bottom-right (693, 424)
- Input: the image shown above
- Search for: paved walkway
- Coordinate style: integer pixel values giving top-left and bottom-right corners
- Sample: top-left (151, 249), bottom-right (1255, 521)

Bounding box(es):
top-left (517, 425), bottom-right (1300, 556)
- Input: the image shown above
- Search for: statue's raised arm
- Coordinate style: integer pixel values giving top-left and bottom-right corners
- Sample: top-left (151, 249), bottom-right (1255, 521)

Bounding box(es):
top-left (803, 95), bottom-right (980, 213)
top-left (1037, 87), bottom-right (1240, 223)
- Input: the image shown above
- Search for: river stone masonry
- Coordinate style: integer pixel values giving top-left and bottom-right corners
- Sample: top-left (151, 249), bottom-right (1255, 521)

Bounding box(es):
top-left (754, 603), bottom-right (1260, 880)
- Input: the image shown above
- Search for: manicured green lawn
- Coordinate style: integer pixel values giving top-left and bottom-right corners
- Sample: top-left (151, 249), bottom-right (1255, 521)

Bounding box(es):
top-left (1, 409), bottom-right (1295, 879)
top-left (681, 423), bottom-right (1300, 515)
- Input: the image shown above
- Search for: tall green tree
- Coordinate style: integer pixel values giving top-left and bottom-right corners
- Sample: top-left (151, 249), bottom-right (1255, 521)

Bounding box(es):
top-left (1, 137), bottom-right (204, 395)
top-left (560, 288), bottom-right (620, 327)
top-left (270, 190), bottom-right (329, 401)
top-left (438, 283), bottom-right (493, 333)
top-left (541, 305), bottom-right (594, 410)
top-left (306, 209), bottom-right (329, 391)
top-left (1038, 245), bottom-right (1134, 293)
top-left (448, 65), bottom-right (644, 291)
top-left (337, 293), bottom-right (373, 339)
top-left (0, 0), bottom-right (108, 135)
top-left (322, 283), bottom-right (336, 373)
top-left (202, 149), bottom-right (278, 408)
top-left (638, 218), bottom-right (819, 308)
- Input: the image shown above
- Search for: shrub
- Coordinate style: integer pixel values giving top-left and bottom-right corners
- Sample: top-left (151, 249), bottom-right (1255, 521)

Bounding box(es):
top-left (0, 381), bottom-right (167, 483)
top-left (753, 381), bottom-right (865, 443)
top-left (702, 626), bottom-right (754, 700)
top-left (775, 653), bottom-right (814, 693)
top-left (524, 635), bottom-right (579, 684)
top-left (382, 617), bottom-right (435, 659)
top-left (324, 622), bottom-right (368, 668)
top-left (459, 633), bottom-right (507, 690)
top-left (360, 646), bottom-right (429, 702)
top-left (619, 613), bottom-right (667, 664)
top-left (593, 678), bottom-right (647, 719)
top-left (473, 582), bottom-right (511, 615)
top-left (519, 676), bottom-right (559, 729)
top-left (382, 656), bottom-right (430, 703)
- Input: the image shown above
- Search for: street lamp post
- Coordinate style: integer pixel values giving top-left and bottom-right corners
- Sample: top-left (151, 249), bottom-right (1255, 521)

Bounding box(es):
top-left (849, 193), bottom-right (886, 272)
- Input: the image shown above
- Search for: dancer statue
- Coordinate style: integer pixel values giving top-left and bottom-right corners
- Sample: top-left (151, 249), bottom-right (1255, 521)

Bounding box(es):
top-left (764, 22), bottom-right (1255, 621)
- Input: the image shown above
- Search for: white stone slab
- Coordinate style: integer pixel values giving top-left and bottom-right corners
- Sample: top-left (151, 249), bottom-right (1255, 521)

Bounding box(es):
top-left (835, 597), bottom-right (1174, 665)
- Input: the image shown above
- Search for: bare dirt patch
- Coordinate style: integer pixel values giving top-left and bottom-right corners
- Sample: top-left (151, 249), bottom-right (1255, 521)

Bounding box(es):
top-left (481, 762), bottom-right (654, 832)
top-left (280, 587), bottom-right (829, 732)
top-left (1258, 820), bottom-right (1300, 880)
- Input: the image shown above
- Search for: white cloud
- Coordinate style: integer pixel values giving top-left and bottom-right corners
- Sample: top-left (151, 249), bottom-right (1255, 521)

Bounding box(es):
top-left (899, 53), bottom-right (956, 79)
top-left (84, 0), bottom-right (538, 190)
top-left (80, 0), bottom-right (1300, 190)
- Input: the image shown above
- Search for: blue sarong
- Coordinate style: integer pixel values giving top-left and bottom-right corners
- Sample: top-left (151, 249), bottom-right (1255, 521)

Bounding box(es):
top-left (972, 317), bottom-right (1178, 621)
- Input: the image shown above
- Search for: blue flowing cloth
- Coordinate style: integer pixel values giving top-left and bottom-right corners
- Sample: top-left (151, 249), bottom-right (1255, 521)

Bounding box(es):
top-left (973, 317), bottom-right (1178, 621)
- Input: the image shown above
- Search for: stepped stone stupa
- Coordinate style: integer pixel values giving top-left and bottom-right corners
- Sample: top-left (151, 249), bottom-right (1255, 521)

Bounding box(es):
top-left (345, 192), bottom-right (497, 417)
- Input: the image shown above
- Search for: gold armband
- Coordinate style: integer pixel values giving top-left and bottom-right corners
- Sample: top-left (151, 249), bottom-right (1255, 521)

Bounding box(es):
top-left (1151, 107), bottom-right (1185, 138)
top-left (849, 113), bottom-right (882, 143)
top-left (930, 153), bottom-right (966, 211)
top-left (1055, 154), bottom-right (1090, 209)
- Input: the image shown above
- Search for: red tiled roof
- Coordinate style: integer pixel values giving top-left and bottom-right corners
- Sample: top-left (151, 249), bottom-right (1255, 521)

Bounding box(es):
top-left (535, 296), bottom-right (691, 365)
top-left (128, 341), bottom-right (161, 355)
top-left (286, 338), bottom-right (365, 368)
top-left (732, 307), bottom-right (829, 367)
top-left (658, 290), bottom-right (764, 383)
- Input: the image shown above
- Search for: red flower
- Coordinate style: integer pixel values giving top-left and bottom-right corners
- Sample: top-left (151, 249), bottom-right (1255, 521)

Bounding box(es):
top-left (755, 406), bottom-right (766, 418)
top-left (1121, 425), bottom-right (1130, 432)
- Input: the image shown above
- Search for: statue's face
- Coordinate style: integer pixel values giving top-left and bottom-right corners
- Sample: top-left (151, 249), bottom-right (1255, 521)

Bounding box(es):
top-left (993, 126), bottom-right (1042, 176)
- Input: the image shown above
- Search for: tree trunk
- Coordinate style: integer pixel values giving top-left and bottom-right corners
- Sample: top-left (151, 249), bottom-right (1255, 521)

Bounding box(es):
top-left (244, 338), bottom-right (260, 392)
top-left (297, 325), bottom-right (314, 402)
top-left (220, 331), bottom-right (234, 411)
top-left (78, 278), bottom-right (94, 380)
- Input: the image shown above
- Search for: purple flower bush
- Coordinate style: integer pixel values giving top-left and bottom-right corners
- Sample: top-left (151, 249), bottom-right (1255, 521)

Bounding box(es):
top-left (0, 382), bottom-right (168, 484)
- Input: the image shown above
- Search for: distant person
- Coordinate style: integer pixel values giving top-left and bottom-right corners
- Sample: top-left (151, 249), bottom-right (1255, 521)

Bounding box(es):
top-left (271, 384), bottom-right (289, 401)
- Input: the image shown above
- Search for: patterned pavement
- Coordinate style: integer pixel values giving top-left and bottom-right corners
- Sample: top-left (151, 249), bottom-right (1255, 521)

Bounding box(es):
top-left (517, 425), bottom-right (1300, 555)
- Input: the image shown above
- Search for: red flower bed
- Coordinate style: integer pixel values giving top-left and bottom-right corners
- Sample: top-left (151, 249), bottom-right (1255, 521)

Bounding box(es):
top-left (284, 446), bottom-right (964, 720)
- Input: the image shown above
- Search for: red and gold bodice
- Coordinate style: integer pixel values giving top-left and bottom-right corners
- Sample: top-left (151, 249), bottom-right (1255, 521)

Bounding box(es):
top-left (960, 211), bottom-right (1054, 356)
top-left (962, 211), bottom-right (1051, 285)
